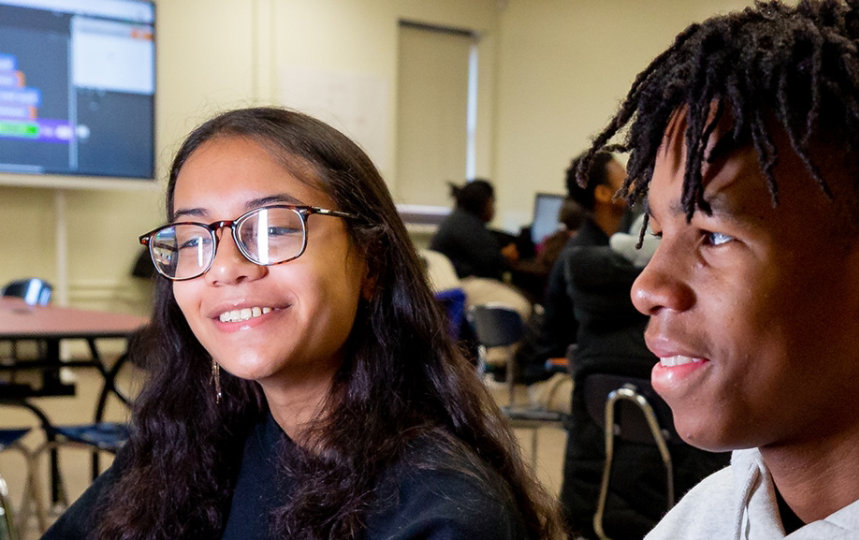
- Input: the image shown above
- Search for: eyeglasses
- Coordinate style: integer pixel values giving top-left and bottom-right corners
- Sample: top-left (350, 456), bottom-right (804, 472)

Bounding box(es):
top-left (139, 205), bottom-right (358, 281)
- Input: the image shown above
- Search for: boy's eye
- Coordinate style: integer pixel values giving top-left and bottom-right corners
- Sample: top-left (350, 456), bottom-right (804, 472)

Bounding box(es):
top-left (704, 231), bottom-right (733, 246)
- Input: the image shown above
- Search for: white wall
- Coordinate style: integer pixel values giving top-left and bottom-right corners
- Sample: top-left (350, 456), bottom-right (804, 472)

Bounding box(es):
top-left (491, 0), bottom-right (754, 232)
top-left (0, 0), bottom-right (755, 313)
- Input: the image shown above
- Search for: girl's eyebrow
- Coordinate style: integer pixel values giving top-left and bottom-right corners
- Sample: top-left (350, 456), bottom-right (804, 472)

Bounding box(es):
top-left (245, 193), bottom-right (305, 209)
top-left (171, 207), bottom-right (206, 221)
top-left (172, 193), bottom-right (306, 221)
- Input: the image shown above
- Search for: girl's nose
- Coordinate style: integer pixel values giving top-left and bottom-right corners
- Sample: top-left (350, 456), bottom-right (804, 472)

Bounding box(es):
top-left (204, 231), bottom-right (266, 286)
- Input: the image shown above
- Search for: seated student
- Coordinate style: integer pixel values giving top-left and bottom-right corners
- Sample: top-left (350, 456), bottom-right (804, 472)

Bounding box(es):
top-left (574, 1), bottom-right (859, 537)
top-left (43, 107), bottom-right (563, 539)
top-left (558, 215), bottom-right (729, 539)
top-left (431, 179), bottom-right (532, 321)
top-left (430, 179), bottom-right (518, 281)
top-left (541, 152), bottom-right (628, 359)
top-left (514, 152), bottom-right (628, 385)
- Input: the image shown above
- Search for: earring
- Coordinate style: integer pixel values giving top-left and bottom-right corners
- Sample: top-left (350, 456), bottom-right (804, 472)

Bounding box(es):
top-left (211, 361), bottom-right (222, 404)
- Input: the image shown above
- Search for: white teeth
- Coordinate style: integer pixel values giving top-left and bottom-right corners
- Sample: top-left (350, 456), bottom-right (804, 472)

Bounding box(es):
top-left (660, 355), bottom-right (702, 367)
top-left (218, 306), bottom-right (273, 323)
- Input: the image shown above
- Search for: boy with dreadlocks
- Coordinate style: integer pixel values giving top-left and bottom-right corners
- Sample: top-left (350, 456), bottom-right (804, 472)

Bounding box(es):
top-left (575, 0), bottom-right (859, 537)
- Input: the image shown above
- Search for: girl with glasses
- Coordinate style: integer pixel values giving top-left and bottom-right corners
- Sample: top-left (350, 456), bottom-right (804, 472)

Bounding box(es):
top-left (44, 107), bottom-right (562, 539)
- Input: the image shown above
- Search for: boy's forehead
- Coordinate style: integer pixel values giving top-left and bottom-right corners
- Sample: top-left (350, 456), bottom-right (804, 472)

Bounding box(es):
top-left (648, 110), bottom-right (859, 241)
top-left (656, 112), bottom-right (688, 178)
top-left (650, 109), bottom-right (756, 207)
top-left (643, 114), bottom-right (784, 230)
top-left (659, 105), bottom-right (741, 171)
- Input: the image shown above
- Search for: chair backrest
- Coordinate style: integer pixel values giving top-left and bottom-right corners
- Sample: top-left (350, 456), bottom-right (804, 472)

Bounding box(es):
top-left (466, 304), bottom-right (524, 349)
top-left (1, 278), bottom-right (53, 306)
top-left (581, 373), bottom-right (677, 444)
top-left (434, 288), bottom-right (467, 340)
top-left (419, 249), bottom-right (460, 293)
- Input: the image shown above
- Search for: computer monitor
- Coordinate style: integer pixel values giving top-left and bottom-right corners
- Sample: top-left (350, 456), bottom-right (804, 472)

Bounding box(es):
top-left (530, 192), bottom-right (565, 245)
top-left (0, 0), bottom-right (155, 187)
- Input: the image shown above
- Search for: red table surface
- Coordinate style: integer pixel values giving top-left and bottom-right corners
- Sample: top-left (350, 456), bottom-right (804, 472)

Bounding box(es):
top-left (0, 297), bottom-right (148, 339)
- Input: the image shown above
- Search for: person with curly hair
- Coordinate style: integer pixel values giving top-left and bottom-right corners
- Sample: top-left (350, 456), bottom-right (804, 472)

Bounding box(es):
top-left (575, 1), bottom-right (859, 537)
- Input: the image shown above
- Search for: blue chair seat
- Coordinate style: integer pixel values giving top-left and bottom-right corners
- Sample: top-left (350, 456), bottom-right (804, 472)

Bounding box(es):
top-left (53, 422), bottom-right (130, 452)
top-left (0, 429), bottom-right (29, 450)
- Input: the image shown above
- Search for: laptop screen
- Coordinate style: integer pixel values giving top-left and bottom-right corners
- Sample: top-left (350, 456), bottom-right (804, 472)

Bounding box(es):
top-left (530, 192), bottom-right (565, 245)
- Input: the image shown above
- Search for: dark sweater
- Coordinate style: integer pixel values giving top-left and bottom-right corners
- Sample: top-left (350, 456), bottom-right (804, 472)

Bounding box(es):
top-left (536, 218), bottom-right (610, 360)
top-left (43, 413), bottom-right (529, 539)
top-left (430, 208), bottom-right (509, 280)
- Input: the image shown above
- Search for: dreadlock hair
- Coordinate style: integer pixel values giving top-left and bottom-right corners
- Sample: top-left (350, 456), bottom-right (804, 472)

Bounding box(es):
top-left (576, 0), bottom-right (859, 231)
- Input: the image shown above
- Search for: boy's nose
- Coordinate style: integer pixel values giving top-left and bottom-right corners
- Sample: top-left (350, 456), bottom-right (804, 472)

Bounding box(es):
top-left (631, 244), bottom-right (695, 316)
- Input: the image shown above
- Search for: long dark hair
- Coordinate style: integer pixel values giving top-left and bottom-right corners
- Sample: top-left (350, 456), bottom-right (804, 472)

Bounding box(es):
top-left (95, 107), bottom-right (562, 539)
top-left (575, 0), bottom-right (859, 224)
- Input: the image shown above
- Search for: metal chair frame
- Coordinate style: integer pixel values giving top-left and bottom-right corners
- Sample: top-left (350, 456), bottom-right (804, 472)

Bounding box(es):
top-left (593, 383), bottom-right (674, 540)
top-left (0, 428), bottom-right (47, 537)
top-left (32, 349), bottom-right (134, 508)
top-left (467, 304), bottom-right (524, 407)
top-left (467, 304), bottom-right (565, 469)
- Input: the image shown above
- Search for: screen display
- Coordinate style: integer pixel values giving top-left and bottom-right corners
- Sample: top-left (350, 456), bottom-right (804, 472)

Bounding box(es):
top-left (0, 0), bottom-right (155, 181)
top-left (530, 192), bottom-right (565, 245)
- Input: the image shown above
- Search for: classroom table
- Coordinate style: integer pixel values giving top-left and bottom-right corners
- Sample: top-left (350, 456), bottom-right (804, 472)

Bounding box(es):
top-left (0, 297), bottom-right (148, 503)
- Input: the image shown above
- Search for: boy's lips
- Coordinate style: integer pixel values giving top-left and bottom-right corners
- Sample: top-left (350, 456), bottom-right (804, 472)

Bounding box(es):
top-left (645, 333), bottom-right (710, 365)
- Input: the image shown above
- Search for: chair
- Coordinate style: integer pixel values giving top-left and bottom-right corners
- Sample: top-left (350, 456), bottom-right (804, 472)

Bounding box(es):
top-left (467, 304), bottom-right (524, 406)
top-left (44, 420), bottom-right (130, 504)
top-left (420, 249), bottom-right (468, 340)
top-left (0, 279), bottom-right (53, 307)
top-left (580, 374), bottom-right (675, 540)
top-left (0, 279), bottom-right (54, 377)
top-left (33, 348), bottom-right (134, 507)
top-left (467, 304), bottom-right (565, 468)
top-left (0, 427), bottom-right (47, 536)
top-left (419, 249), bottom-right (461, 293)
top-left (434, 287), bottom-right (467, 340)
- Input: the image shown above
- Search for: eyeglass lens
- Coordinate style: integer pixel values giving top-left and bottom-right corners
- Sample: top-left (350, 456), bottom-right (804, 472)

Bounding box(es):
top-left (149, 207), bottom-right (306, 279)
